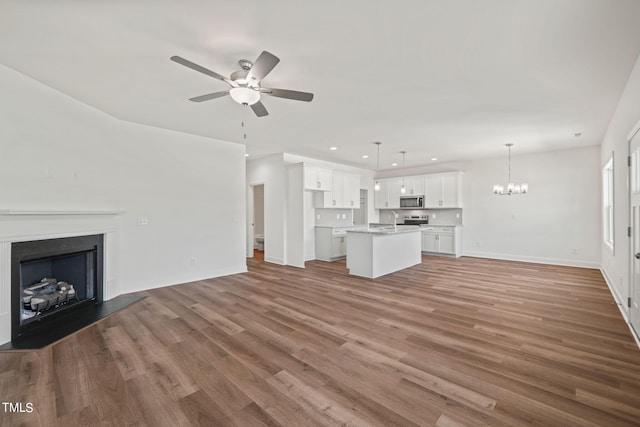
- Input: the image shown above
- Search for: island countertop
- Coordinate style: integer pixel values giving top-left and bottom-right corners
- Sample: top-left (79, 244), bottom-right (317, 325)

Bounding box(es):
top-left (346, 227), bottom-right (422, 279)
top-left (346, 225), bottom-right (420, 235)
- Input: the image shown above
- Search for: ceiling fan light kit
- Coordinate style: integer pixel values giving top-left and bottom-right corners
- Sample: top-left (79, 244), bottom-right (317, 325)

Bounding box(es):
top-left (494, 143), bottom-right (528, 195)
top-left (229, 87), bottom-right (260, 105)
top-left (170, 51), bottom-right (313, 117)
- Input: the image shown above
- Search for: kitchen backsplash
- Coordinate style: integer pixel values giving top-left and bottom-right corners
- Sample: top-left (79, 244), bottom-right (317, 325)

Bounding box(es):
top-left (315, 209), bottom-right (354, 226)
top-left (379, 208), bottom-right (463, 225)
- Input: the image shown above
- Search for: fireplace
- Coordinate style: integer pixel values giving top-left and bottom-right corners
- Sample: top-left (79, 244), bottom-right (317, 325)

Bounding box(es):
top-left (11, 234), bottom-right (103, 341)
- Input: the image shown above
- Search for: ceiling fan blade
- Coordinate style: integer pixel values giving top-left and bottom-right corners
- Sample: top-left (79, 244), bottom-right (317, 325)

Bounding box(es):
top-left (188, 91), bottom-right (229, 102)
top-left (246, 51), bottom-right (280, 83)
top-left (170, 56), bottom-right (234, 86)
top-left (250, 101), bottom-right (269, 117)
top-left (260, 88), bottom-right (314, 102)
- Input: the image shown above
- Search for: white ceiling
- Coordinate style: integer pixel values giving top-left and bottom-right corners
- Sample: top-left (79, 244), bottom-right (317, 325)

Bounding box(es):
top-left (2, 0), bottom-right (640, 171)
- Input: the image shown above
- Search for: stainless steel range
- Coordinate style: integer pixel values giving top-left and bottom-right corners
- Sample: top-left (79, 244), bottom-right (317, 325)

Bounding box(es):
top-left (403, 215), bottom-right (429, 225)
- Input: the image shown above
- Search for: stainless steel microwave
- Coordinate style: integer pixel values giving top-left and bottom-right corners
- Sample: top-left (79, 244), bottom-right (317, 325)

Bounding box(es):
top-left (400, 195), bottom-right (424, 209)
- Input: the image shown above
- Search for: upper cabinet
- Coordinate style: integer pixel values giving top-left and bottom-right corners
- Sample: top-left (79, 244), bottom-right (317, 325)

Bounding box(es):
top-left (425, 172), bottom-right (462, 208)
top-left (374, 172), bottom-right (462, 210)
top-left (374, 178), bottom-right (402, 209)
top-left (316, 171), bottom-right (361, 209)
top-left (402, 176), bottom-right (425, 196)
top-left (303, 165), bottom-right (332, 191)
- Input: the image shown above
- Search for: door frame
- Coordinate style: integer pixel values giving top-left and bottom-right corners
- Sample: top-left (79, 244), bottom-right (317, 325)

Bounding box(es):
top-left (246, 182), bottom-right (266, 258)
top-left (627, 118), bottom-right (640, 343)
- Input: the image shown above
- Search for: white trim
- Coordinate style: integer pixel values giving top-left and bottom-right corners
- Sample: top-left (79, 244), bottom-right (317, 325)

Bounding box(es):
top-left (264, 256), bottom-right (285, 265)
top-left (0, 228), bottom-right (116, 244)
top-left (627, 117), bottom-right (640, 142)
top-left (0, 210), bottom-right (122, 216)
top-left (601, 267), bottom-right (640, 349)
top-left (600, 266), bottom-right (627, 318)
top-left (462, 250), bottom-right (600, 269)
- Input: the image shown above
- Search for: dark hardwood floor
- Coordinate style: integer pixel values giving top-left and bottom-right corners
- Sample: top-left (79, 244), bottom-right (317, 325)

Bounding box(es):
top-left (1, 255), bottom-right (639, 426)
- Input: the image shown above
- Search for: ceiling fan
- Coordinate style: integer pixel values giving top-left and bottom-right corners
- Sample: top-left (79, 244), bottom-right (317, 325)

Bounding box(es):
top-left (170, 51), bottom-right (314, 117)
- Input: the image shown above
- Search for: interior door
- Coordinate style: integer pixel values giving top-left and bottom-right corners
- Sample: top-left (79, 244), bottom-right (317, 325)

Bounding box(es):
top-left (630, 124), bottom-right (640, 336)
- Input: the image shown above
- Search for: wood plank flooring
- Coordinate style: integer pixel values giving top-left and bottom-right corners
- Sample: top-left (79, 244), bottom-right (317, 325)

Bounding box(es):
top-left (1, 255), bottom-right (640, 426)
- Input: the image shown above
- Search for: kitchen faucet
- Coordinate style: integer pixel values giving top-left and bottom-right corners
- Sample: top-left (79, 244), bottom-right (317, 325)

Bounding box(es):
top-left (391, 211), bottom-right (398, 232)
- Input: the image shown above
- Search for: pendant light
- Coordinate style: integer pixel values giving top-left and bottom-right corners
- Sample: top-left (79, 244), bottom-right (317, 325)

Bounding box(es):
top-left (374, 142), bottom-right (382, 191)
top-left (493, 143), bottom-right (528, 195)
top-left (400, 151), bottom-right (407, 194)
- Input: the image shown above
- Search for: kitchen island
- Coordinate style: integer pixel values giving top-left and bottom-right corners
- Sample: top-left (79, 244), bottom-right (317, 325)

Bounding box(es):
top-left (346, 226), bottom-right (422, 279)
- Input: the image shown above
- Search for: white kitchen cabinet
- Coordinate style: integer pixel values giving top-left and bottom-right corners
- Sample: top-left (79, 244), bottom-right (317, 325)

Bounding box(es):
top-left (342, 172), bottom-right (361, 208)
top-left (421, 226), bottom-right (461, 257)
top-left (303, 165), bottom-right (332, 191)
top-left (421, 233), bottom-right (438, 252)
top-left (425, 172), bottom-right (462, 208)
top-left (402, 176), bottom-right (425, 196)
top-left (374, 178), bottom-right (402, 209)
top-left (315, 227), bottom-right (348, 261)
top-left (317, 171), bottom-right (360, 208)
top-left (331, 236), bottom-right (347, 258)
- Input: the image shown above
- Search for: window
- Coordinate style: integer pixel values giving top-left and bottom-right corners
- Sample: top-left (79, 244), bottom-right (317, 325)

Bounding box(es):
top-left (603, 155), bottom-right (614, 252)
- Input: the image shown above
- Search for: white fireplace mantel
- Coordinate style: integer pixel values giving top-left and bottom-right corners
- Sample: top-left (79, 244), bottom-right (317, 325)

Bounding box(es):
top-left (0, 209), bottom-right (124, 216)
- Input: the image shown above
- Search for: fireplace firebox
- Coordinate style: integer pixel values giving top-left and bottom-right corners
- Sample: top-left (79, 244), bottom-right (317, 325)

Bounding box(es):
top-left (11, 234), bottom-right (103, 340)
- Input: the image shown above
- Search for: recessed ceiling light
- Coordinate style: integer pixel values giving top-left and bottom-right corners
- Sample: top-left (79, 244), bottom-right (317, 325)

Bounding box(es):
top-left (330, 146), bottom-right (337, 151)
top-left (431, 157), bottom-right (437, 161)
top-left (362, 155), bottom-right (369, 159)
top-left (391, 163), bottom-right (398, 166)
top-left (245, 153), bottom-right (249, 157)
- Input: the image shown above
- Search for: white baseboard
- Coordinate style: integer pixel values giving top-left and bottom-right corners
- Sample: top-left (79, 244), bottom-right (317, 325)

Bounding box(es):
top-left (600, 266), bottom-right (640, 349)
top-left (264, 256), bottom-right (285, 265)
top-left (462, 250), bottom-right (600, 269)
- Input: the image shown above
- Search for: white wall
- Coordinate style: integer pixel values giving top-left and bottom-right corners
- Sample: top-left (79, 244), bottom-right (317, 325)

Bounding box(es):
top-left (600, 52), bottom-right (640, 312)
top-left (378, 146), bottom-right (601, 268)
top-left (0, 64), bottom-right (246, 293)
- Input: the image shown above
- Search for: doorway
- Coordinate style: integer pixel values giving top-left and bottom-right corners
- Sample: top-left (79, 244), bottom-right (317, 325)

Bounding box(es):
top-left (247, 184), bottom-right (265, 260)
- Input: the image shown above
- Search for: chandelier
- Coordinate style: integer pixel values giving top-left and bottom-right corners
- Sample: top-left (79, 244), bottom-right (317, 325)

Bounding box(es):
top-left (493, 143), bottom-right (528, 195)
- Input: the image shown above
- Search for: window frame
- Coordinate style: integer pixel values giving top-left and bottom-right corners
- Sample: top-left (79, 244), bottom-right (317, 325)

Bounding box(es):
top-left (603, 154), bottom-right (614, 253)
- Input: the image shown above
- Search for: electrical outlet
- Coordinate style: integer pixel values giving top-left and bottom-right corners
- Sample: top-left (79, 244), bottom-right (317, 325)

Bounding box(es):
top-left (342, 214), bottom-right (346, 219)
top-left (456, 213), bottom-right (460, 219)
top-left (336, 214), bottom-right (340, 219)
top-left (432, 213), bottom-right (436, 219)
top-left (571, 248), bottom-right (577, 254)
top-left (190, 258), bottom-right (197, 266)
top-left (476, 241), bottom-right (481, 247)
top-left (317, 214), bottom-right (320, 220)
top-left (138, 217), bottom-right (148, 225)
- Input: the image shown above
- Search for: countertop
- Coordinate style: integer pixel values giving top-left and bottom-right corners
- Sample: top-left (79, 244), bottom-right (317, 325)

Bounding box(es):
top-left (315, 224), bottom-right (461, 230)
top-left (346, 225), bottom-right (422, 235)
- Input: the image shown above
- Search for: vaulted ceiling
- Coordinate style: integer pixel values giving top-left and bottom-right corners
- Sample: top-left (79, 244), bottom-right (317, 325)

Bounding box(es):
top-left (2, 0), bottom-right (640, 171)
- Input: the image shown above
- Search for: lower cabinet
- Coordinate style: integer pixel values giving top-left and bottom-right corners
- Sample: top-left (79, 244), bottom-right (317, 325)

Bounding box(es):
top-left (331, 236), bottom-right (347, 259)
top-left (315, 227), bottom-right (348, 261)
top-left (421, 226), bottom-right (461, 257)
